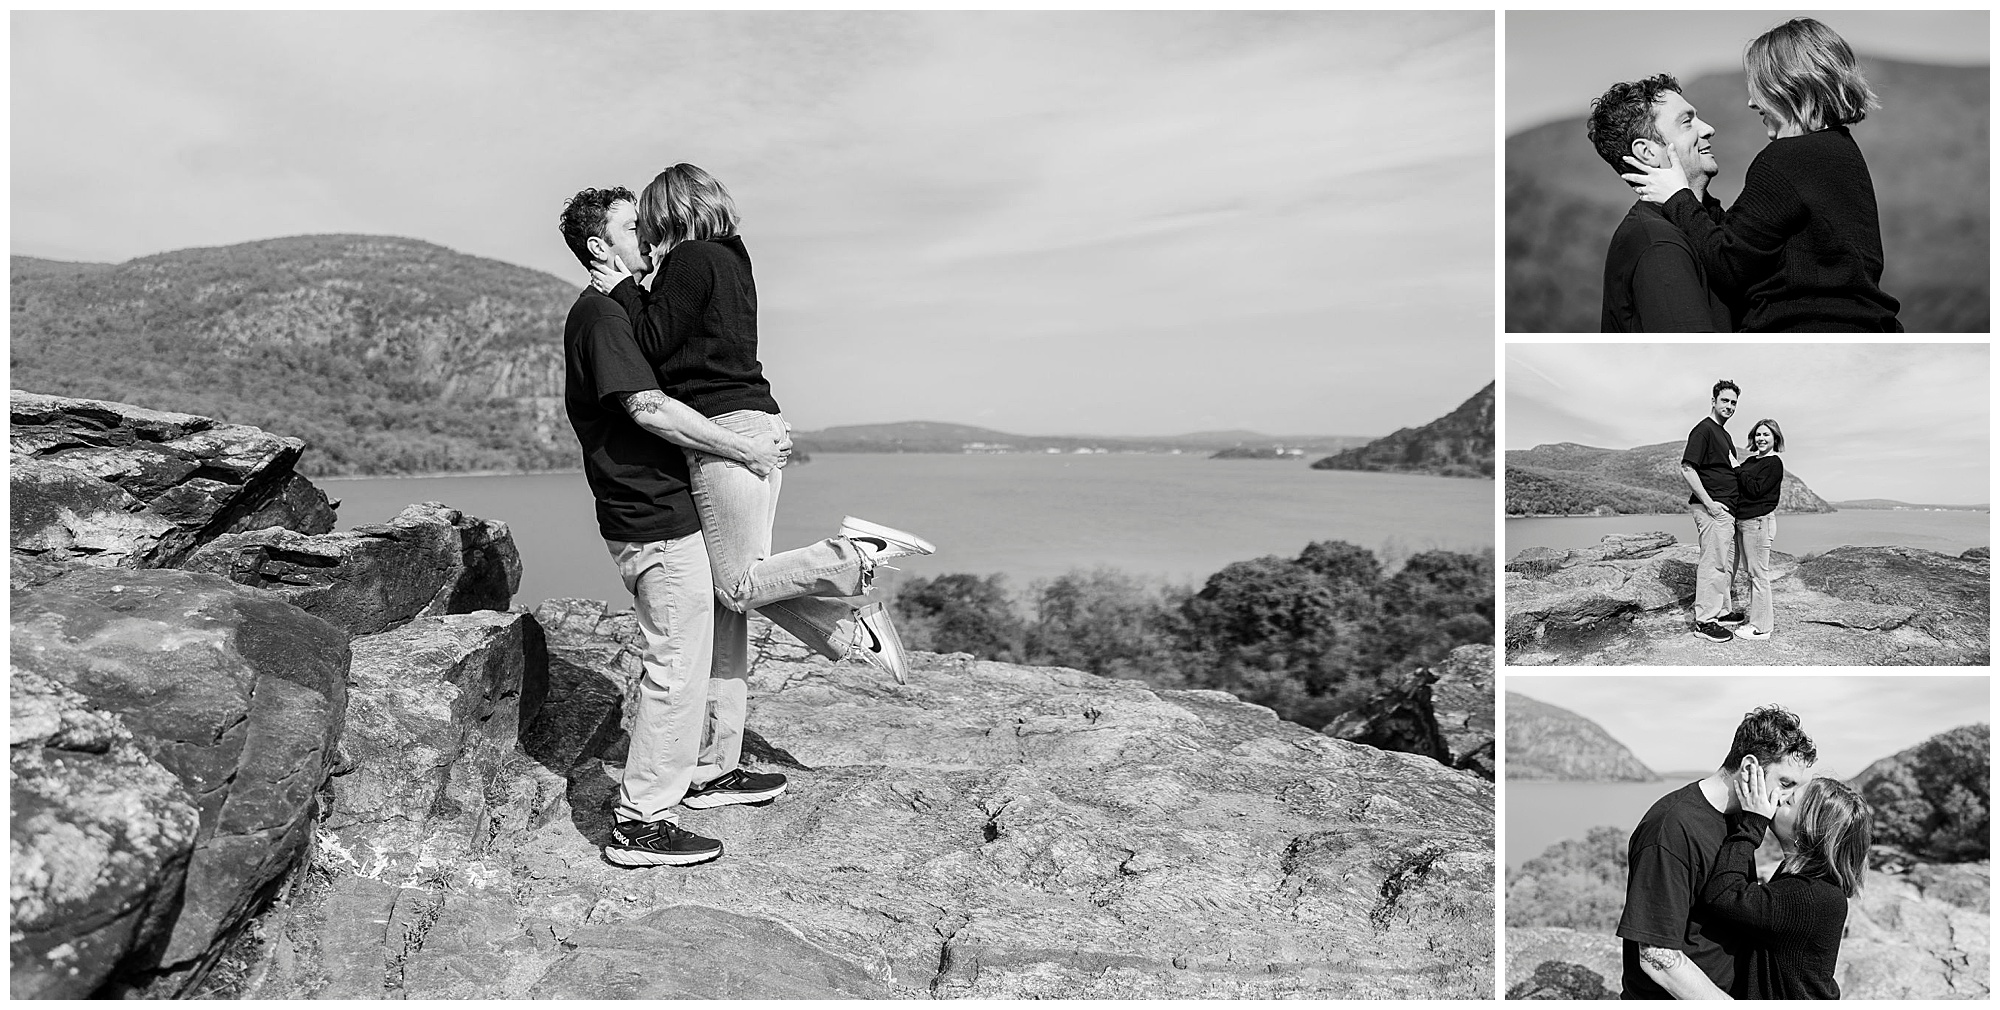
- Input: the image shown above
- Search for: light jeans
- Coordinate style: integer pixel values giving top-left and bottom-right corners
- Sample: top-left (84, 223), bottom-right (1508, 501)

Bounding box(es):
top-left (606, 534), bottom-right (732, 825)
top-left (1734, 514), bottom-right (1777, 633)
top-left (1689, 502), bottom-right (1738, 624)
top-left (686, 410), bottom-right (871, 683)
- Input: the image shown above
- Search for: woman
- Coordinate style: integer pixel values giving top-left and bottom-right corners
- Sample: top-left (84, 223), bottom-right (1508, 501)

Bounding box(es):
top-left (1730, 419), bottom-right (1784, 641)
top-left (601, 163), bottom-right (935, 685)
top-left (1621, 18), bottom-right (1901, 332)
top-left (1701, 760), bottom-right (1871, 999)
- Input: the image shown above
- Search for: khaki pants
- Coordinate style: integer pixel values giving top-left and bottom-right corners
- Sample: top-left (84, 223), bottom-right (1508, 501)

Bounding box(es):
top-left (607, 535), bottom-right (739, 824)
top-left (1689, 502), bottom-right (1737, 624)
top-left (1734, 514), bottom-right (1776, 633)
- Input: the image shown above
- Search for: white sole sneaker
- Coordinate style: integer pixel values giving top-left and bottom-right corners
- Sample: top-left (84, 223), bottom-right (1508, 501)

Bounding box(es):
top-left (681, 783), bottom-right (788, 809)
top-left (840, 516), bottom-right (936, 561)
top-left (850, 600), bottom-right (911, 684)
top-left (1734, 626), bottom-right (1771, 641)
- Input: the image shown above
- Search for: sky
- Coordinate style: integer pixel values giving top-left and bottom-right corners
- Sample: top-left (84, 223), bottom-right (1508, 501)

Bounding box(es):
top-left (1505, 343), bottom-right (1989, 505)
top-left (10, 11), bottom-right (1494, 436)
top-left (1506, 10), bottom-right (1990, 134)
top-left (1509, 675), bottom-right (1988, 780)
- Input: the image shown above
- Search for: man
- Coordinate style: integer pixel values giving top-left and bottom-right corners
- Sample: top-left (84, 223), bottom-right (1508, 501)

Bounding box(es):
top-left (1681, 380), bottom-right (1745, 643)
top-left (1619, 705), bottom-right (1816, 999)
top-left (1589, 74), bottom-right (1733, 332)
top-left (558, 187), bottom-right (793, 867)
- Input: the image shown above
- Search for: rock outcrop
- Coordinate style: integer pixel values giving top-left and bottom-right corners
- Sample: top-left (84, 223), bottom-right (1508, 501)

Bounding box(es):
top-left (1323, 644), bottom-right (1494, 779)
top-left (1507, 534), bottom-right (1989, 666)
top-left (1505, 694), bottom-right (1656, 782)
top-left (1850, 724), bottom-right (1990, 863)
top-left (182, 502), bottom-right (522, 636)
top-left (10, 566), bottom-right (351, 995)
top-left (9, 391), bottom-right (337, 567)
top-left (1505, 440), bottom-right (1834, 517)
top-left (247, 620), bottom-right (1496, 999)
top-left (1312, 382), bottom-right (1493, 479)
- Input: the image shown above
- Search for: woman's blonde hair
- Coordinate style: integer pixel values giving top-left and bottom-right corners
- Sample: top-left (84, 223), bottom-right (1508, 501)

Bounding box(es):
top-left (1744, 18), bottom-right (1880, 133)
top-left (1781, 777), bottom-right (1872, 898)
top-left (637, 163), bottom-right (740, 251)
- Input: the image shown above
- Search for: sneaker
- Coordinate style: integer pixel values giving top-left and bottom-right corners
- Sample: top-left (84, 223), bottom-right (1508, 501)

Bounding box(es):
top-left (604, 819), bottom-right (723, 867)
top-left (1734, 624), bottom-right (1771, 641)
top-left (1691, 621), bottom-right (1733, 643)
top-left (681, 767), bottom-right (789, 809)
top-left (839, 516), bottom-right (936, 562)
top-left (1715, 611), bottom-right (1748, 627)
top-left (849, 600), bottom-right (911, 684)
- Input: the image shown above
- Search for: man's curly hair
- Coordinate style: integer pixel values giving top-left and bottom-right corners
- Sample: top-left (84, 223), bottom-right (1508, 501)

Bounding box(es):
top-left (1722, 704), bottom-right (1817, 771)
top-left (1585, 73), bottom-right (1682, 174)
top-left (558, 187), bottom-right (636, 270)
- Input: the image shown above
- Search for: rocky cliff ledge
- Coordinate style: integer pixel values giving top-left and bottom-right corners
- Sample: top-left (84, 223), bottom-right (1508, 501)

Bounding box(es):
top-left (1505, 532), bottom-right (1989, 666)
top-left (9, 391), bottom-right (1494, 999)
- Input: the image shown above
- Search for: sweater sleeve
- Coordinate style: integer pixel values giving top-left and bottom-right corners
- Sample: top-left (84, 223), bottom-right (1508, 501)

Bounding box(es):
top-left (1663, 155), bottom-right (1805, 297)
top-left (1736, 457), bottom-right (1785, 502)
top-left (1631, 242), bottom-right (1721, 332)
top-left (1699, 813), bottom-right (1785, 932)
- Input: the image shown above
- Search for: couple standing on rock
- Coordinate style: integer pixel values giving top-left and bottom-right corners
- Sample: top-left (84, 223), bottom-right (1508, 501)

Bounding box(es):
top-left (1681, 379), bottom-right (1786, 644)
top-left (1618, 705), bottom-right (1872, 999)
top-left (555, 166), bottom-right (937, 868)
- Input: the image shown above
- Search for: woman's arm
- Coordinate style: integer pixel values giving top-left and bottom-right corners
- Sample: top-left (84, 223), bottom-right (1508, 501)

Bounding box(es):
top-left (1736, 456), bottom-right (1785, 502)
top-left (1700, 813), bottom-right (1786, 933)
top-left (1624, 146), bottom-right (1804, 297)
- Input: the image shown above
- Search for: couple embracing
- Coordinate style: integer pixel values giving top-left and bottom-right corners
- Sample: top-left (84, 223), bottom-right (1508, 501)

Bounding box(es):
top-left (1593, 18), bottom-right (1902, 333)
top-left (1620, 706), bottom-right (1872, 999)
top-left (1681, 379), bottom-right (1785, 644)
top-left (556, 166), bottom-right (935, 868)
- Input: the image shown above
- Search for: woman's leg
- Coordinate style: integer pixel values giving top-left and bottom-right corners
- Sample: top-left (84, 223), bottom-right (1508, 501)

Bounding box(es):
top-left (689, 411), bottom-right (875, 612)
top-left (1745, 516), bottom-right (1776, 632)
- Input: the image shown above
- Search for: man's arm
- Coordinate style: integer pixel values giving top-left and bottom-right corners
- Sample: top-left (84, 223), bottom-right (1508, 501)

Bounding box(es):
top-left (619, 390), bottom-right (786, 477)
top-left (1637, 945), bottom-right (1732, 1000)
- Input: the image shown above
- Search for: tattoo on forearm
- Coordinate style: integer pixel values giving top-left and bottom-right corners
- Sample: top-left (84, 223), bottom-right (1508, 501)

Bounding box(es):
top-left (620, 390), bottom-right (667, 419)
top-left (1639, 945), bottom-right (1685, 971)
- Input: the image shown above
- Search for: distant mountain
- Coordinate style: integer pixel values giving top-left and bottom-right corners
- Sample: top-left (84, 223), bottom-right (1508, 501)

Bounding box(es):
top-left (1507, 57), bottom-right (1988, 332)
top-left (1506, 693), bottom-right (1658, 782)
top-left (11, 238), bottom-right (576, 476)
top-left (1310, 382), bottom-right (1494, 479)
top-left (789, 421), bottom-right (1372, 455)
top-left (1831, 499), bottom-right (1990, 512)
top-left (1848, 724), bottom-right (1988, 863)
top-left (1506, 441), bottom-right (1834, 516)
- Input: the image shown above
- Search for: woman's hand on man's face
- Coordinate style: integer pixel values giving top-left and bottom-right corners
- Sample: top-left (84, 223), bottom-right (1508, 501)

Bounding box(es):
top-left (1737, 760), bottom-right (1779, 820)
top-left (588, 256), bottom-right (632, 294)
top-left (1620, 145), bottom-right (1692, 205)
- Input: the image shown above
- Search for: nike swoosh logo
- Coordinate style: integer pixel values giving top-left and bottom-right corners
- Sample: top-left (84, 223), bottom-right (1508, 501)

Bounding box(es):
top-left (862, 621), bottom-right (884, 654)
top-left (854, 536), bottom-right (889, 552)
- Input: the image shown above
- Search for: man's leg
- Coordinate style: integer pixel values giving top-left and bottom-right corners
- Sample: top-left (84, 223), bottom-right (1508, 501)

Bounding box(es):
top-left (1689, 502), bottom-right (1736, 625)
top-left (606, 536), bottom-right (718, 851)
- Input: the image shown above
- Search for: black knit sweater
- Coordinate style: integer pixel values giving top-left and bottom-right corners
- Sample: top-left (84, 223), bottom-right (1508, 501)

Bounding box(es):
top-left (1663, 126), bottom-right (1901, 333)
top-left (609, 235), bottom-right (780, 418)
top-left (1732, 454), bottom-right (1785, 521)
top-left (1698, 813), bottom-right (1847, 1000)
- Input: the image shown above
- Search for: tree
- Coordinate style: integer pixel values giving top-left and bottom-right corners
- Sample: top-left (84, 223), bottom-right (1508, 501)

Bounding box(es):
top-left (889, 573), bottom-right (1025, 662)
top-left (1024, 568), bottom-right (1181, 680)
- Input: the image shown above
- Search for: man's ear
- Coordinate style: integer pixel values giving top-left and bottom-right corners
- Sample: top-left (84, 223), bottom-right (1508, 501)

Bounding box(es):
top-left (584, 235), bottom-right (609, 264)
top-left (1629, 138), bottom-right (1664, 170)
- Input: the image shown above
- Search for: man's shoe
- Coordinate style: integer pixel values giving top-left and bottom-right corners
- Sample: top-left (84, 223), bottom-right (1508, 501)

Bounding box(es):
top-left (840, 516), bottom-right (936, 562)
top-left (1715, 611), bottom-right (1748, 627)
top-left (1734, 624), bottom-right (1771, 641)
top-left (682, 768), bottom-right (789, 809)
top-left (849, 600), bottom-right (911, 684)
top-left (604, 819), bottom-right (723, 867)
top-left (1691, 621), bottom-right (1733, 643)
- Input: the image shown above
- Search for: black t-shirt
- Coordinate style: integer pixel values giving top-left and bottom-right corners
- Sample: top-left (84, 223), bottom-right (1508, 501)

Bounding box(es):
top-left (1618, 781), bottom-right (1739, 998)
top-left (1682, 417), bottom-right (1738, 508)
top-left (561, 287), bottom-right (701, 543)
top-left (1601, 197), bottom-right (1735, 333)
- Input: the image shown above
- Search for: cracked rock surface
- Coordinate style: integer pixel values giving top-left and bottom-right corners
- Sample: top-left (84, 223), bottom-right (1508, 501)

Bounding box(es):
top-left (250, 607), bottom-right (1494, 999)
top-left (1507, 534), bottom-right (1988, 666)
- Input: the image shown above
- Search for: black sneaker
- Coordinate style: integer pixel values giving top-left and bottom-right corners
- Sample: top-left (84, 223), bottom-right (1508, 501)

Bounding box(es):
top-left (1715, 611), bottom-right (1748, 627)
top-left (682, 768), bottom-right (788, 809)
top-left (605, 819), bottom-right (722, 867)
top-left (1691, 621), bottom-right (1733, 643)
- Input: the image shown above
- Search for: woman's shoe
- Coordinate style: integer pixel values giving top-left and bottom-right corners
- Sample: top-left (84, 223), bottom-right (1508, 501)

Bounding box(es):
top-left (1734, 624), bottom-right (1771, 641)
top-left (848, 601), bottom-right (911, 684)
top-left (840, 516), bottom-right (936, 562)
